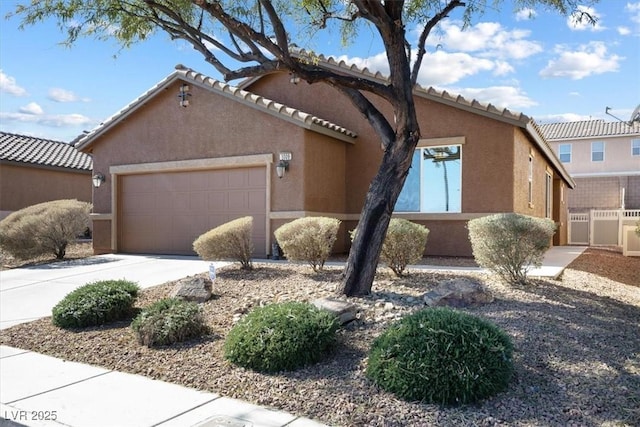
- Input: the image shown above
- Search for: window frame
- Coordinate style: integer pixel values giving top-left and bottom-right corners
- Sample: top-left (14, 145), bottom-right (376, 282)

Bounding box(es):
top-left (632, 139), bottom-right (640, 156)
top-left (591, 141), bottom-right (605, 162)
top-left (558, 143), bottom-right (572, 163)
top-left (528, 154), bottom-right (534, 206)
top-left (395, 144), bottom-right (462, 214)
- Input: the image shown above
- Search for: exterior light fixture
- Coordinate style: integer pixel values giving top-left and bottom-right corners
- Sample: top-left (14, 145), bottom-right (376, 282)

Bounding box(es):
top-left (92, 172), bottom-right (105, 188)
top-left (276, 152), bottom-right (292, 178)
top-left (178, 83), bottom-right (191, 107)
top-left (289, 73), bottom-right (300, 85)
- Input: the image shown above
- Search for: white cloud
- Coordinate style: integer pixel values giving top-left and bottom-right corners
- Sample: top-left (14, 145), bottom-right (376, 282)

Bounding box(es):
top-left (453, 86), bottom-right (538, 110)
top-left (567, 6), bottom-right (606, 31)
top-left (617, 26), bottom-right (632, 35)
top-left (0, 112), bottom-right (93, 127)
top-left (515, 8), bottom-right (537, 21)
top-left (628, 2), bottom-right (640, 24)
top-left (431, 20), bottom-right (543, 60)
top-left (334, 52), bottom-right (390, 77)
top-left (19, 102), bottom-right (44, 115)
top-left (415, 51), bottom-right (494, 86)
top-left (47, 87), bottom-right (89, 103)
top-left (493, 61), bottom-right (515, 76)
top-left (535, 113), bottom-right (594, 123)
top-left (539, 42), bottom-right (622, 80)
top-left (0, 70), bottom-right (27, 96)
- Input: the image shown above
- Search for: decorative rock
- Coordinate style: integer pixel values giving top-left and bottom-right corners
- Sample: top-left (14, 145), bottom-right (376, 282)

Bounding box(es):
top-left (423, 277), bottom-right (494, 307)
top-left (170, 276), bottom-right (212, 303)
top-left (312, 297), bottom-right (358, 324)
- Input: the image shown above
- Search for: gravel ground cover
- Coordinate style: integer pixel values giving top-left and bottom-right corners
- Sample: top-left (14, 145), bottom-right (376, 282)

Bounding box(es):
top-left (1, 248), bottom-right (639, 426)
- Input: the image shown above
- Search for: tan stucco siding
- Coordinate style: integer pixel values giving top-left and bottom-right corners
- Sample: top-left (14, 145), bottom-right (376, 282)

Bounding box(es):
top-left (302, 131), bottom-right (347, 213)
top-left (0, 163), bottom-right (91, 217)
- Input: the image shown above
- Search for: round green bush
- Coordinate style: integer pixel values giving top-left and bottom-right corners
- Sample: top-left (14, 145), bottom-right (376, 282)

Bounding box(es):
top-left (131, 298), bottom-right (208, 347)
top-left (52, 280), bottom-right (139, 329)
top-left (366, 307), bottom-right (513, 405)
top-left (224, 301), bottom-right (339, 373)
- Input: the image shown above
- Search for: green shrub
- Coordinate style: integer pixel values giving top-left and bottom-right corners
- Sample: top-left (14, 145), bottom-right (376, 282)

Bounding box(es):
top-left (224, 302), bottom-right (339, 373)
top-left (131, 298), bottom-right (208, 347)
top-left (366, 307), bottom-right (513, 405)
top-left (380, 218), bottom-right (429, 276)
top-left (274, 217), bottom-right (341, 271)
top-left (0, 199), bottom-right (91, 260)
top-left (52, 280), bottom-right (139, 329)
top-left (468, 213), bottom-right (556, 285)
top-left (635, 219), bottom-right (640, 237)
top-left (193, 216), bottom-right (253, 269)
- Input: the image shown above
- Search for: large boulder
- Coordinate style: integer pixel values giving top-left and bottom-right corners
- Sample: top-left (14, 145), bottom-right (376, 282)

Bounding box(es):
top-left (312, 297), bottom-right (358, 324)
top-left (170, 276), bottom-right (212, 303)
top-left (423, 277), bottom-right (493, 308)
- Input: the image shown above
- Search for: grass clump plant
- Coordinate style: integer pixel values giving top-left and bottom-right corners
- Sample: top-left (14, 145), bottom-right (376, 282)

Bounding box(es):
top-left (224, 301), bottom-right (339, 373)
top-left (52, 280), bottom-right (139, 329)
top-left (131, 298), bottom-right (208, 347)
top-left (468, 213), bottom-right (556, 285)
top-left (0, 199), bottom-right (91, 260)
top-left (366, 307), bottom-right (513, 405)
top-left (193, 216), bottom-right (254, 269)
top-left (274, 217), bottom-right (341, 272)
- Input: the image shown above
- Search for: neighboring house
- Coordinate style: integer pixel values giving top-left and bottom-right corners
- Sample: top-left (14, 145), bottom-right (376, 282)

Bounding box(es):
top-left (75, 60), bottom-right (574, 258)
top-left (0, 132), bottom-right (93, 220)
top-left (540, 119), bottom-right (640, 212)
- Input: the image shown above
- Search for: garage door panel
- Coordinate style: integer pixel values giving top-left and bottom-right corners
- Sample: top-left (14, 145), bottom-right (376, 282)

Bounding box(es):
top-left (120, 167), bottom-right (267, 256)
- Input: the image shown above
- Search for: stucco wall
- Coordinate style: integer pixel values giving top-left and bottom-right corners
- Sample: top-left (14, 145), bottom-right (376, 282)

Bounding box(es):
top-left (549, 136), bottom-right (640, 175)
top-left (0, 163), bottom-right (91, 219)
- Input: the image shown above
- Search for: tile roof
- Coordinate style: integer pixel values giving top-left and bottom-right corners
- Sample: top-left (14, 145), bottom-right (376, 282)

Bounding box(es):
top-left (0, 131), bottom-right (92, 171)
top-left (538, 119), bottom-right (640, 141)
top-left (282, 49), bottom-right (575, 188)
top-left (75, 65), bottom-right (357, 150)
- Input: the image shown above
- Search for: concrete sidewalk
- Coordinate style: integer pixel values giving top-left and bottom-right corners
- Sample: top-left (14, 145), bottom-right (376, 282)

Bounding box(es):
top-left (0, 246), bottom-right (587, 427)
top-left (0, 346), bottom-right (326, 427)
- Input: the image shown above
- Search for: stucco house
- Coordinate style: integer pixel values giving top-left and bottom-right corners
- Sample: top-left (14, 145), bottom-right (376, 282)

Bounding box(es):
top-left (75, 59), bottom-right (574, 258)
top-left (541, 119), bottom-right (640, 212)
top-left (0, 132), bottom-right (93, 220)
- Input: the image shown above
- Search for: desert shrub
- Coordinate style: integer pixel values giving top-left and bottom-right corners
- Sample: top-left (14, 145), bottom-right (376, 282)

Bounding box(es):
top-left (636, 219), bottom-right (640, 237)
top-left (131, 298), bottom-right (208, 347)
top-left (224, 301), bottom-right (339, 373)
top-left (380, 219), bottom-right (429, 276)
top-left (0, 199), bottom-right (91, 260)
top-left (193, 216), bottom-right (253, 269)
top-left (366, 307), bottom-right (513, 405)
top-left (52, 280), bottom-right (139, 329)
top-left (468, 213), bottom-right (556, 285)
top-left (350, 218), bottom-right (429, 276)
top-left (274, 217), bottom-right (341, 271)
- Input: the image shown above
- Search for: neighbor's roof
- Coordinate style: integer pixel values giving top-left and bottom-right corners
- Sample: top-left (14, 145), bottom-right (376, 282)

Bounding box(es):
top-left (251, 49), bottom-right (575, 188)
top-left (75, 65), bottom-right (357, 151)
top-left (538, 119), bottom-right (640, 141)
top-left (0, 131), bottom-right (92, 171)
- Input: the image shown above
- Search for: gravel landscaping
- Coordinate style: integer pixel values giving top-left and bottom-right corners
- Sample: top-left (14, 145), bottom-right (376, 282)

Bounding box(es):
top-left (1, 248), bottom-right (639, 426)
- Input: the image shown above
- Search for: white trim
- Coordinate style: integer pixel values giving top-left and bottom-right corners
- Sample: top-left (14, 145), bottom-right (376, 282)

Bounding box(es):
top-left (571, 171), bottom-right (640, 177)
top-left (90, 213), bottom-right (112, 220)
top-left (270, 211), bottom-right (496, 221)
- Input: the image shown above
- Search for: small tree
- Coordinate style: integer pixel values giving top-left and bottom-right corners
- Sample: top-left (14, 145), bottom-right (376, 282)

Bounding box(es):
top-left (193, 216), bottom-right (253, 269)
top-left (0, 199), bottom-right (91, 260)
top-left (468, 213), bottom-right (556, 285)
top-left (274, 217), bottom-right (341, 272)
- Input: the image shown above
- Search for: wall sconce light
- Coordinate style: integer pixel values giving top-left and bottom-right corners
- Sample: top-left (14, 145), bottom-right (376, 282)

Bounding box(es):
top-left (92, 172), bottom-right (105, 188)
top-left (289, 73), bottom-right (300, 85)
top-left (276, 152), bottom-right (292, 179)
top-left (178, 83), bottom-right (191, 107)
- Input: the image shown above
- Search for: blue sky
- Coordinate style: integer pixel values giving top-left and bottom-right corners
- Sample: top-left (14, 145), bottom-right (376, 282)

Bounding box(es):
top-left (1, 1), bottom-right (639, 143)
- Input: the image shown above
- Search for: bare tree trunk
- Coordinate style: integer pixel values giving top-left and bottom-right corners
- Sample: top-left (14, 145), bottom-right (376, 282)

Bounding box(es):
top-left (339, 136), bottom-right (418, 296)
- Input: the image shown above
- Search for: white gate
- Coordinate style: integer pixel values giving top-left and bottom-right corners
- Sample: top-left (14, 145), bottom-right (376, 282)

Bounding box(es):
top-left (568, 213), bottom-right (589, 245)
top-left (568, 209), bottom-right (640, 249)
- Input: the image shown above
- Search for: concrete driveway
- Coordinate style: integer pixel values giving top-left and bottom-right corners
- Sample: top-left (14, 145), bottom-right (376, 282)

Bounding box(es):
top-left (0, 254), bottom-right (226, 330)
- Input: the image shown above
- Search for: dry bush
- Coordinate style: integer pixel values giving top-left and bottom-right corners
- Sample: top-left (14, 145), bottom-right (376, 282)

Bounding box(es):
top-left (380, 219), bottom-right (429, 276)
top-left (468, 213), bottom-right (556, 285)
top-left (274, 217), bottom-right (341, 271)
top-left (0, 199), bottom-right (91, 260)
top-left (193, 216), bottom-right (253, 269)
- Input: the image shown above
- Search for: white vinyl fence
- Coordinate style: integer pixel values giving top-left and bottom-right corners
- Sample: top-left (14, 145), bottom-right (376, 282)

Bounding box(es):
top-left (568, 209), bottom-right (640, 256)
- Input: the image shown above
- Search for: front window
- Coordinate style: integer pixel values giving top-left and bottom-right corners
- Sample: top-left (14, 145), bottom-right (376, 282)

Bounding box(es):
top-left (396, 145), bottom-right (462, 213)
top-left (558, 143), bottom-right (571, 163)
top-left (632, 139), bottom-right (640, 156)
top-left (592, 141), bottom-right (605, 162)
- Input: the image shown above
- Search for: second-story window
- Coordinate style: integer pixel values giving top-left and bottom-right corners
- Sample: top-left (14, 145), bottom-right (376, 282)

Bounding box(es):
top-left (558, 143), bottom-right (571, 163)
top-left (592, 141), bottom-right (605, 162)
top-left (633, 139), bottom-right (640, 156)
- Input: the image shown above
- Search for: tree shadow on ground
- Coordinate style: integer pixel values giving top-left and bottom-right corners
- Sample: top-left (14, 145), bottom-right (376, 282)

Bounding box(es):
top-left (215, 265), bottom-right (296, 281)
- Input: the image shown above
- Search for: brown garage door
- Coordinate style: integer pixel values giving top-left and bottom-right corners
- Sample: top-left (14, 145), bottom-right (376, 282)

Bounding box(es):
top-left (119, 167), bottom-right (267, 256)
